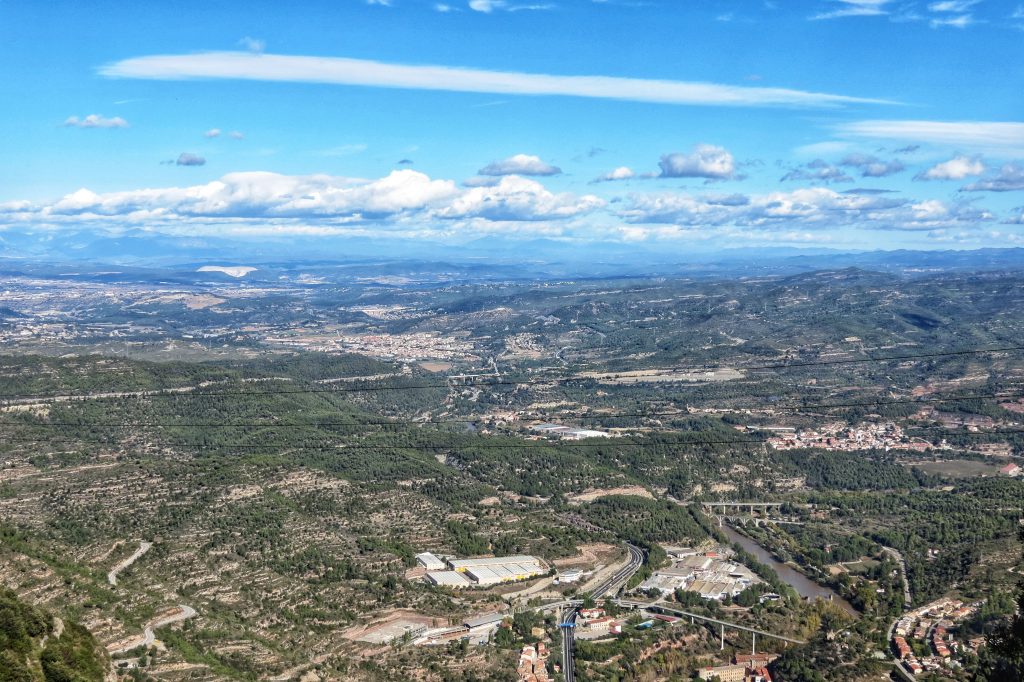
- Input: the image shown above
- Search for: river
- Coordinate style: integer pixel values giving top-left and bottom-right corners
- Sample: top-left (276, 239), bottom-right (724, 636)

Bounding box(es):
top-left (720, 524), bottom-right (858, 617)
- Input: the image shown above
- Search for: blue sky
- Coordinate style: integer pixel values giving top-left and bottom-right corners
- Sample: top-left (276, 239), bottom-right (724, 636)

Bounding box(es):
top-left (2, 0), bottom-right (1023, 254)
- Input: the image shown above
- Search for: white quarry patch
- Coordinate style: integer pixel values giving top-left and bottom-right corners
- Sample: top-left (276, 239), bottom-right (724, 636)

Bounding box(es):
top-left (197, 265), bottom-right (257, 277)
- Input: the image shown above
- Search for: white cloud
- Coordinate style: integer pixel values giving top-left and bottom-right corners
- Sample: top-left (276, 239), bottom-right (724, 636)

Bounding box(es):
top-left (593, 166), bottom-right (635, 182)
top-left (837, 120), bottom-right (1024, 153)
top-left (468, 0), bottom-right (552, 11)
top-left (478, 154), bottom-right (561, 176)
top-left (659, 145), bottom-right (736, 180)
top-left (4, 169), bottom-right (603, 231)
top-left (928, 0), bottom-right (978, 12)
top-left (930, 14), bottom-right (975, 27)
top-left (621, 186), bottom-right (991, 232)
top-left (63, 114), bottom-right (129, 129)
top-left (204, 128), bottom-right (222, 138)
top-left (435, 2), bottom-right (454, 10)
top-left (812, 0), bottom-right (892, 20)
top-left (237, 36), bottom-right (266, 54)
top-left (228, 130), bottom-right (245, 140)
top-left (437, 175), bottom-right (602, 221)
top-left (915, 155), bottom-right (986, 180)
top-left (962, 163), bottom-right (1024, 191)
top-left (100, 51), bottom-right (894, 108)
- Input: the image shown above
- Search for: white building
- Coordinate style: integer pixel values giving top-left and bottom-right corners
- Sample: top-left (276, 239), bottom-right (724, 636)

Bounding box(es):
top-left (556, 569), bottom-right (584, 584)
top-left (426, 571), bottom-right (471, 588)
top-left (416, 552), bottom-right (447, 571)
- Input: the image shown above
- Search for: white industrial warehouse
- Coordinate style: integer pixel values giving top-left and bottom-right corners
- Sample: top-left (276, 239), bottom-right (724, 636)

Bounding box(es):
top-left (418, 553), bottom-right (547, 588)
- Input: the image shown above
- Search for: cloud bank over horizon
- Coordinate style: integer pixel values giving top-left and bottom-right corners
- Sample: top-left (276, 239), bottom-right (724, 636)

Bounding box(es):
top-left (0, 165), bottom-right (1010, 248)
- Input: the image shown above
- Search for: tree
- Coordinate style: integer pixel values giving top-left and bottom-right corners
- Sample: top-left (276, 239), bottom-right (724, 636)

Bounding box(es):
top-left (981, 526), bottom-right (1024, 681)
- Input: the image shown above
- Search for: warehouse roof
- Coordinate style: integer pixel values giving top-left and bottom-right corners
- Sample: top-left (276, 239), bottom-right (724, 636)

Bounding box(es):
top-left (426, 571), bottom-right (471, 587)
top-left (448, 555), bottom-right (540, 570)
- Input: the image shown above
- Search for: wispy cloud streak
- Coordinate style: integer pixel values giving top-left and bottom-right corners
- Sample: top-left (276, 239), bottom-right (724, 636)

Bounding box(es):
top-left (100, 51), bottom-right (893, 108)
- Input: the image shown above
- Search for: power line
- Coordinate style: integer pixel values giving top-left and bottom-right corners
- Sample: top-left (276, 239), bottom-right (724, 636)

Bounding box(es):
top-left (1, 391), bottom-right (1020, 430)
top-left (0, 345), bottom-right (1021, 402)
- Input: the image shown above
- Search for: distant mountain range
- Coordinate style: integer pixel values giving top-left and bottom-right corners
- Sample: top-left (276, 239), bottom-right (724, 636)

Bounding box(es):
top-left (2, 227), bottom-right (1024, 284)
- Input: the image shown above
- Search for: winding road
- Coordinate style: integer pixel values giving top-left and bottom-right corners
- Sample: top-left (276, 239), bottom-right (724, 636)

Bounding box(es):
top-left (107, 541), bottom-right (152, 586)
top-left (107, 605), bottom-right (197, 654)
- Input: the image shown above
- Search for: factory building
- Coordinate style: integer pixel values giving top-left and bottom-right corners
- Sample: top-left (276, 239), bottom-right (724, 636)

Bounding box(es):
top-left (426, 571), bottom-right (472, 588)
top-left (422, 554), bottom-right (546, 587)
top-left (416, 552), bottom-right (447, 571)
top-left (530, 423), bottom-right (611, 440)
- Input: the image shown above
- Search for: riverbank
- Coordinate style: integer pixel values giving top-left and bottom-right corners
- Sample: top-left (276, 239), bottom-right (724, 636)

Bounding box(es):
top-left (720, 524), bottom-right (858, 617)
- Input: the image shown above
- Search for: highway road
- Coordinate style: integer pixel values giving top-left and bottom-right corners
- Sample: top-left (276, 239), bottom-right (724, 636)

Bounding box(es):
top-left (561, 543), bottom-right (644, 682)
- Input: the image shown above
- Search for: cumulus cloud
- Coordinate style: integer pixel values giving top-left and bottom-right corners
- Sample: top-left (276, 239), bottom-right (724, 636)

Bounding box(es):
top-left (176, 153), bottom-right (207, 166)
top-left (101, 51), bottom-right (893, 108)
top-left (839, 152), bottom-right (905, 177)
top-left (478, 154), bottom-right (561, 176)
top-left (2, 170), bottom-right (603, 233)
top-left (915, 155), bottom-right (985, 180)
top-left (781, 159), bottom-right (852, 183)
top-left (961, 163), bottom-right (1024, 191)
top-left (659, 145), bottom-right (736, 180)
top-left (63, 114), bottom-right (129, 129)
top-left (620, 186), bottom-right (991, 232)
top-left (593, 166), bottom-right (635, 182)
top-left (204, 128), bottom-right (222, 138)
top-left (436, 175), bottom-right (602, 221)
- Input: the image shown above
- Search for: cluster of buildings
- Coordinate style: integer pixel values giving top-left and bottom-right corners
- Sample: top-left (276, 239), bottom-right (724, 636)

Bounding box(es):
top-left (529, 423), bottom-right (612, 440)
top-left (764, 421), bottom-right (931, 453)
top-left (696, 653), bottom-right (777, 682)
top-left (264, 329), bottom-right (477, 362)
top-left (417, 552), bottom-right (547, 588)
top-left (638, 548), bottom-right (762, 600)
top-left (891, 598), bottom-right (982, 676)
top-left (517, 642), bottom-right (550, 682)
top-left (577, 607), bottom-right (624, 637)
top-left (413, 612), bottom-right (508, 647)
